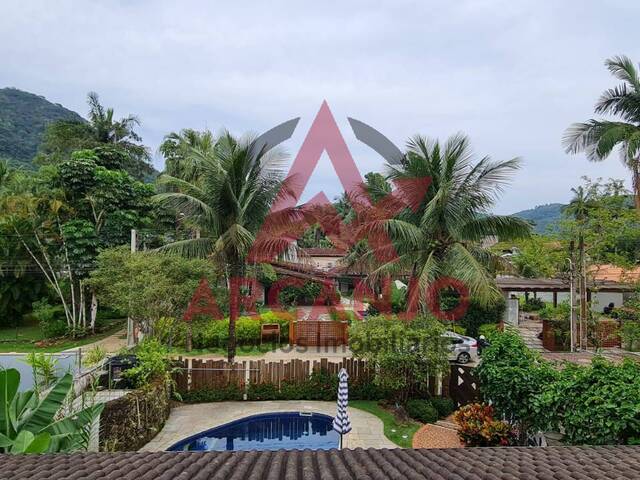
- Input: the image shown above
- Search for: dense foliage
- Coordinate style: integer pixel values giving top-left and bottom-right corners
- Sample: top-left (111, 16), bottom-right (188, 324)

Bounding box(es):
top-left (181, 371), bottom-right (389, 403)
top-left (479, 330), bottom-right (640, 445)
top-left (89, 248), bottom-right (219, 333)
top-left (533, 358), bottom-right (640, 445)
top-left (349, 315), bottom-right (449, 401)
top-left (405, 399), bottom-right (438, 423)
top-left (475, 330), bottom-right (559, 440)
top-left (0, 368), bottom-right (103, 454)
top-left (0, 88), bottom-right (84, 168)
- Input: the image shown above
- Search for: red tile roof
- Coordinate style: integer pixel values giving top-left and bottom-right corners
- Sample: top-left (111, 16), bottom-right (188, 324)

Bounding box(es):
top-left (2, 447), bottom-right (640, 479)
top-left (301, 248), bottom-right (346, 257)
top-left (590, 264), bottom-right (640, 283)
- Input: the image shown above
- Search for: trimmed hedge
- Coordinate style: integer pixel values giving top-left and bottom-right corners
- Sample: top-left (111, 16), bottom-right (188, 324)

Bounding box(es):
top-left (181, 372), bottom-right (390, 403)
top-left (406, 399), bottom-right (438, 423)
top-left (430, 397), bottom-right (455, 418)
top-left (191, 311), bottom-right (294, 349)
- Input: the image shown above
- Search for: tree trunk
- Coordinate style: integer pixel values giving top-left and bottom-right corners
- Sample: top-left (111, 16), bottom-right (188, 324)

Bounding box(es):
top-left (227, 266), bottom-right (242, 362)
top-left (90, 290), bottom-right (98, 333)
top-left (633, 160), bottom-right (640, 212)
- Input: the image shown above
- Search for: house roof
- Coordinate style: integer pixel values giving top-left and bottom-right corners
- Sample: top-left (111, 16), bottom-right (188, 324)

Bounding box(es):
top-left (301, 248), bottom-right (347, 257)
top-left (496, 275), bottom-right (635, 293)
top-left (590, 264), bottom-right (640, 283)
top-left (3, 446), bottom-right (640, 480)
top-left (270, 261), bottom-right (338, 282)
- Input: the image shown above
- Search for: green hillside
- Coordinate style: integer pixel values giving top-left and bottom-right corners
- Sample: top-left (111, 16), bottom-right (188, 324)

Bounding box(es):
top-left (512, 203), bottom-right (565, 234)
top-left (0, 87), bottom-right (84, 168)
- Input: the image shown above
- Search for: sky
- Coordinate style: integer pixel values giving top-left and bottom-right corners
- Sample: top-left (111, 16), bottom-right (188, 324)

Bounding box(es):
top-left (1, 0), bottom-right (638, 214)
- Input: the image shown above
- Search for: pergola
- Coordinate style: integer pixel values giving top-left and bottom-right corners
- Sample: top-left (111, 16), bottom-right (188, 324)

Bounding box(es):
top-left (496, 276), bottom-right (635, 307)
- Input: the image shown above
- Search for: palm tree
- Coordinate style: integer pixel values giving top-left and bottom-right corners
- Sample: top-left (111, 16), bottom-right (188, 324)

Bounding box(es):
top-left (564, 55), bottom-right (640, 210)
top-left (353, 133), bottom-right (531, 310)
top-left (153, 132), bottom-right (296, 361)
top-left (158, 128), bottom-right (216, 182)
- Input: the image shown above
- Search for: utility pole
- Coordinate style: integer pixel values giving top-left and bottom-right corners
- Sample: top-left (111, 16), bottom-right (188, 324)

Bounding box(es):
top-left (126, 229), bottom-right (137, 347)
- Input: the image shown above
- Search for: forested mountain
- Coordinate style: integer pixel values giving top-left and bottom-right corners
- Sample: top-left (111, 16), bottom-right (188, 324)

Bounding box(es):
top-left (512, 203), bottom-right (564, 234)
top-left (0, 87), bottom-right (84, 168)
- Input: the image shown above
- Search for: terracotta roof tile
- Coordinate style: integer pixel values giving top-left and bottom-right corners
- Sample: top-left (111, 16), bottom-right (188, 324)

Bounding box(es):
top-left (2, 446), bottom-right (640, 480)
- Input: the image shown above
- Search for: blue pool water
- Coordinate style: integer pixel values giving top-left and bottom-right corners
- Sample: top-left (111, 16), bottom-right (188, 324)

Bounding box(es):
top-left (167, 412), bottom-right (340, 451)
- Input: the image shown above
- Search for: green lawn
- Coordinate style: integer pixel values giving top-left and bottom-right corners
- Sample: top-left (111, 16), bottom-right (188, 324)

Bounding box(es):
top-left (350, 400), bottom-right (422, 448)
top-left (0, 319), bottom-right (125, 353)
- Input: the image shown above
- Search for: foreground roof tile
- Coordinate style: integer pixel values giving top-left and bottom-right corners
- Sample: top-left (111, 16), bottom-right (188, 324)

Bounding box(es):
top-left (2, 446), bottom-right (640, 480)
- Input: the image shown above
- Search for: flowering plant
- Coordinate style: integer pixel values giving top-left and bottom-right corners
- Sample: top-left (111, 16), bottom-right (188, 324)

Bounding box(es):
top-left (453, 403), bottom-right (517, 447)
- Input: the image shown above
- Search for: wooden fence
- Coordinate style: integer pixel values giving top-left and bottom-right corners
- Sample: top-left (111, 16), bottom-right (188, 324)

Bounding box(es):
top-left (172, 357), bottom-right (467, 400)
top-left (289, 320), bottom-right (349, 346)
top-left (173, 357), bottom-right (374, 394)
top-left (446, 365), bottom-right (479, 408)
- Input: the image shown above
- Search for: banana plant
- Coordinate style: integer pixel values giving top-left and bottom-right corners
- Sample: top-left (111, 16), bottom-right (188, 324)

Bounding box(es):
top-left (0, 368), bottom-right (104, 454)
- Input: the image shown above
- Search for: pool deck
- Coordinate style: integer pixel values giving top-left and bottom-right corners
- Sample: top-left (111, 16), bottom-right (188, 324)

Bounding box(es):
top-left (141, 401), bottom-right (397, 451)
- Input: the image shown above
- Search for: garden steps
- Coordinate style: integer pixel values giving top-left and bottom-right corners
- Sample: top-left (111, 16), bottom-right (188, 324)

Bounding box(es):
top-left (434, 420), bottom-right (458, 430)
top-left (516, 319), bottom-right (546, 351)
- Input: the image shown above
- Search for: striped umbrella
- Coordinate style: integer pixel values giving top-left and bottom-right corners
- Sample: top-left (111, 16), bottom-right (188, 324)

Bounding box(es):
top-left (333, 368), bottom-right (352, 446)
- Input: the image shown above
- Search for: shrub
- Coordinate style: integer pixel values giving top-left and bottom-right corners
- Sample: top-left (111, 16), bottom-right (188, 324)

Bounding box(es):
top-left (533, 357), bottom-right (640, 445)
top-left (247, 382), bottom-right (281, 400)
top-left (620, 321), bottom-right (640, 351)
top-left (182, 384), bottom-right (244, 403)
top-left (476, 330), bottom-right (559, 440)
top-left (153, 316), bottom-right (187, 348)
top-left (123, 339), bottom-right (171, 387)
top-left (349, 315), bottom-right (449, 402)
top-left (458, 298), bottom-right (505, 338)
top-left (453, 403), bottom-right (516, 447)
top-left (478, 323), bottom-right (500, 341)
top-left (406, 399), bottom-right (438, 423)
top-left (430, 397), bottom-right (455, 418)
top-left (32, 300), bottom-right (67, 338)
top-left (448, 324), bottom-right (466, 335)
top-left (521, 297), bottom-right (545, 312)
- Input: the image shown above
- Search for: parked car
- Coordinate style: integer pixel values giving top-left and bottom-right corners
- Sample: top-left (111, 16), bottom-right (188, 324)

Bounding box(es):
top-left (442, 331), bottom-right (478, 364)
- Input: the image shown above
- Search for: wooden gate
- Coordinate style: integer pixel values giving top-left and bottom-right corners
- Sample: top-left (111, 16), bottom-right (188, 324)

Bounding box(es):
top-left (290, 320), bottom-right (349, 346)
top-left (447, 365), bottom-right (479, 408)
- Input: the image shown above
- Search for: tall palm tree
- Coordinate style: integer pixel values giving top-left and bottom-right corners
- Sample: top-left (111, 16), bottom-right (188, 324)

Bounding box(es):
top-left (158, 128), bottom-right (216, 182)
top-left (564, 55), bottom-right (640, 210)
top-left (354, 134), bottom-right (531, 309)
top-left (153, 132), bottom-right (296, 361)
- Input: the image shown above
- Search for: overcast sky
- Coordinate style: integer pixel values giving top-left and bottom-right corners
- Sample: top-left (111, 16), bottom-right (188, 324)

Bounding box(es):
top-left (1, 0), bottom-right (638, 213)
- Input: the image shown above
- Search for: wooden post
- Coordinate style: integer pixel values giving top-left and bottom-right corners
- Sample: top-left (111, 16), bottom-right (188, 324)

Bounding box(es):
top-left (553, 291), bottom-right (558, 308)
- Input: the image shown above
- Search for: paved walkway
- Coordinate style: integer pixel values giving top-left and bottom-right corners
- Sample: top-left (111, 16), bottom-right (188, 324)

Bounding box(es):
top-left (141, 401), bottom-right (396, 451)
top-left (514, 316), bottom-right (640, 364)
top-left (63, 329), bottom-right (127, 354)
top-left (516, 317), bottom-right (545, 351)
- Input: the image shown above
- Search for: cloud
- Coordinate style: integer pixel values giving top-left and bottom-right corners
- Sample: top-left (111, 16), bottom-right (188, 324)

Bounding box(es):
top-left (0, 0), bottom-right (637, 213)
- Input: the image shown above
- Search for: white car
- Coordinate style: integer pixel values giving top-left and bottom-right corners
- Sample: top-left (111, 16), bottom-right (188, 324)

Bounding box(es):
top-left (443, 331), bottom-right (478, 364)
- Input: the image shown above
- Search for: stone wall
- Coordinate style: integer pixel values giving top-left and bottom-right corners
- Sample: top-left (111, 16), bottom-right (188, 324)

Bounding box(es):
top-left (99, 379), bottom-right (171, 452)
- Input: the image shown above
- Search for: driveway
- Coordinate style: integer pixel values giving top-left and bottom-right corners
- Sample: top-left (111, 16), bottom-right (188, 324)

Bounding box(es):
top-left (141, 401), bottom-right (396, 451)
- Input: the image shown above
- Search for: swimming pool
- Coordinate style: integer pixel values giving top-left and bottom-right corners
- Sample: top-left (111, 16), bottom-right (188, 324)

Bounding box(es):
top-left (167, 412), bottom-right (340, 451)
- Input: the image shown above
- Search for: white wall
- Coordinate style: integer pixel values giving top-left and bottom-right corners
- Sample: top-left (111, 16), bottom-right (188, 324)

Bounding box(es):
top-left (517, 292), bottom-right (624, 313)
